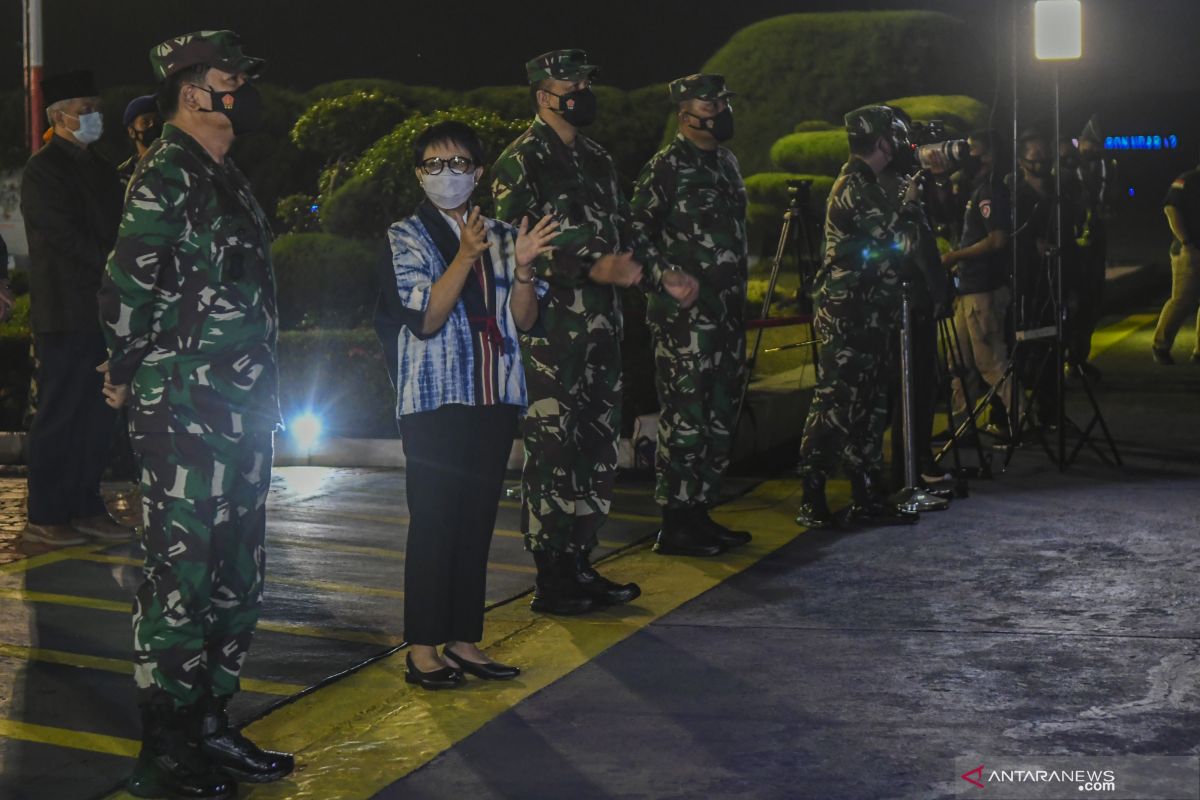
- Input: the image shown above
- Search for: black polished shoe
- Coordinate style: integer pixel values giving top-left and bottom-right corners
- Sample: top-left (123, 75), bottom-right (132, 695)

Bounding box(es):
top-left (404, 652), bottom-right (465, 690)
top-left (795, 473), bottom-right (836, 529)
top-left (442, 646), bottom-right (521, 681)
top-left (694, 507), bottom-right (752, 547)
top-left (571, 551), bottom-right (641, 604)
top-left (654, 507), bottom-right (725, 557)
top-left (197, 697), bottom-right (294, 784)
top-left (845, 473), bottom-right (919, 527)
top-left (1152, 346), bottom-right (1174, 365)
top-left (129, 699), bottom-right (237, 800)
top-left (529, 550), bottom-right (594, 615)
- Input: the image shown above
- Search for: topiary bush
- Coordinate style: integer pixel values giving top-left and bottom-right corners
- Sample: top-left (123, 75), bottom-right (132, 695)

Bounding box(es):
top-left (290, 90), bottom-right (409, 166)
top-left (744, 172), bottom-right (835, 211)
top-left (323, 106), bottom-right (527, 240)
top-left (885, 95), bottom-right (990, 135)
top-left (272, 233), bottom-right (378, 330)
top-left (305, 80), bottom-right (455, 112)
top-left (793, 119), bottom-right (837, 133)
top-left (770, 130), bottom-right (850, 176)
top-left (686, 11), bottom-right (985, 174)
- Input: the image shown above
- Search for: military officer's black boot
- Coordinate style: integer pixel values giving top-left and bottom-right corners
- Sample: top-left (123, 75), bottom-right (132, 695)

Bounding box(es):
top-left (197, 695), bottom-right (294, 784)
top-left (795, 473), bottom-right (836, 529)
top-left (654, 507), bottom-right (725, 556)
top-left (694, 506), bottom-right (752, 547)
top-left (569, 550), bottom-right (641, 604)
top-left (128, 697), bottom-right (237, 800)
top-left (530, 549), bottom-right (593, 615)
top-left (844, 472), bottom-right (919, 526)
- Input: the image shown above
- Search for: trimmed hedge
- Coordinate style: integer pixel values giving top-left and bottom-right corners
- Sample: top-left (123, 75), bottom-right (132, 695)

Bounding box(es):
top-left (687, 11), bottom-right (984, 174)
top-left (272, 233), bottom-right (379, 330)
top-left (323, 107), bottom-right (527, 239)
top-left (0, 295), bottom-right (32, 430)
top-left (290, 90), bottom-right (410, 164)
top-left (769, 131), bottom-right (850, 177)
top-left (793, 119), bottom-right (837, 133)
top-left (885, 95), bottom-right (989, 136)
top-left (744, 172), bottom-right (835, 212)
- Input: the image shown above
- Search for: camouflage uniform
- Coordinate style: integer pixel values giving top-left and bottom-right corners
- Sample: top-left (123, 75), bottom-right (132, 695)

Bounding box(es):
top-left (99, 32), bottom-right (277, 708)
top-left (799, 106), bottom-right (921, 479)
top-left (630, 74), bottom-right (748, 509)
top-left (492, 50), bottom-right (648, 554)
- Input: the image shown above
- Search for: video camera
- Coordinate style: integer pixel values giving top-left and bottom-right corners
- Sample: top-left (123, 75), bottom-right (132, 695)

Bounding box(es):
top-left (904, 119), bottom-right (969, 175)
top-left (786, 178), bottom-right (812, 208)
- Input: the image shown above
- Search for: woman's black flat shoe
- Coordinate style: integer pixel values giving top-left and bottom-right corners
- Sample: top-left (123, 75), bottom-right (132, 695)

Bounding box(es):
top-left (442, 647), bottom-right (521, 681)
top-left (405, 652), bottom-right (465, 690)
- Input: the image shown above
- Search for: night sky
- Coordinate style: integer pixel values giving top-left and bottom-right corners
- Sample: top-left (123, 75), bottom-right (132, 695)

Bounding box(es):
top-left (2, 0), bottom-right (1199, 102)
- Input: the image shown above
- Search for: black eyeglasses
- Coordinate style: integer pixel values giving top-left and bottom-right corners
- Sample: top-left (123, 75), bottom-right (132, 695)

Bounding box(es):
top-left (420, 156), bottom-right (475, 175)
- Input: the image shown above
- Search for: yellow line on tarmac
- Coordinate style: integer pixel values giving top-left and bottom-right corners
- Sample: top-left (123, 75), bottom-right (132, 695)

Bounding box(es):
top-left (192, 477), bottom-right (831, 800)
top-left (69, 553), bottom-right (408, 601)
top-left (0, 544), bottom-right (107, 575)
top-left (0, 718), bottom-right (140, 757)
top-left (269, 535), bottom-right (536, 575)
top-left (1090, 312), bottom-right (1157, 359)
top-left (0, 587), bottom-right (402, 647)
top-left (0, 642), bottom-right (302, 697)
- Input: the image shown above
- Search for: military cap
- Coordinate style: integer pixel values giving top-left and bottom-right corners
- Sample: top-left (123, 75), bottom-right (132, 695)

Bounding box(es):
top-left (42, 70), bottom-right (98, 106)
top-left (669, 74), bottom-right (736, 104)
top-left (844, 105), bottom-right (896, 139)
top-left (525, 49), bottom-right (599, 83)
top-left (123, 94), bottom-right (158, 127)
top-left (149, 30), bottom-right (264, 82)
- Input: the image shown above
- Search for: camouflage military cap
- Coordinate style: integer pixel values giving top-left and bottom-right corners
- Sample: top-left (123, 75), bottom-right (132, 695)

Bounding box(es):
top-left (669, 74), bottom-right (736, 103)
top-left (150, 30), bottom-right (265, 82)
top-left (844, 105), bottom-right (896, 139)
top-left (525, 49), bottom-right (599, 83)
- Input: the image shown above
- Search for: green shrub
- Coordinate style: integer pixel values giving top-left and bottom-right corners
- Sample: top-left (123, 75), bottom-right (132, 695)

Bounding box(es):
top-left (0, 294), bottom-right (32, 430)
top-left (770, 130), bottom-right (849, 176)
top-left (793, 119), bottom-right (837, 133)
top-left (885, 95), bottom-right (989, 135)
top-left (290, 90), bottom-right (409, 164)
top-left (277, 327), bottom-right (397, 439)
top-left (324, 107), bottom-right (526, 240)
top-left (462, 85), bottom-right (533, 122)
top-left (276, 194), bottom-right (322, 234)
top-left (305, 80), bottom-right (455, 112)
top-left (687, 11), bottom-right (984, 174)
top-left (272, 233), bottom-right (378, 330)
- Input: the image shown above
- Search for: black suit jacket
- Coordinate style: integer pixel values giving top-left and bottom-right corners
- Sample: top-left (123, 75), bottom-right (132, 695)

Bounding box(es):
top-left (20, 136), bottom-right (124, 334)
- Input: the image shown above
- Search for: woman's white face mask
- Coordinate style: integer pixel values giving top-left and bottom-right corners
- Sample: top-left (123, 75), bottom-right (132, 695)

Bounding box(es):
top-left (420, 171), bottom-right (477, 211)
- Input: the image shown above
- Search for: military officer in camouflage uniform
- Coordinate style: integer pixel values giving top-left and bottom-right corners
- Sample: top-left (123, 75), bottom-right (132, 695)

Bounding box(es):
top-left (630, 73), bottom-right (752, 557)
top-left (795, 105), bottom-right (923, 529)
top-left (99, 30), bottom-right (292, 799)
top-left (492, 49), bottom-right (697, 615)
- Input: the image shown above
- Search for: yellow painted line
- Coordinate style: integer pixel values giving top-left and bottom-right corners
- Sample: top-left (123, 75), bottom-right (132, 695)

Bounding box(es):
top-left (0, 641), bottom-right (302, 697)
top-left (70, 553), bottom-right (408, 601)
top-left (0, 586), bottom-right (401, 647)
top-left (0, 544), bottom-right (108, 575)
top-left (195, 477), bottom-right (835, 800)
top-left (269, 535), bottom-right (536, 575)
top-left (0, 718), bottom-right (140, 757)
top-left (275, 508), bottom-right (626, 549)
top-left (1090, 312), bottom-right (1157, 359)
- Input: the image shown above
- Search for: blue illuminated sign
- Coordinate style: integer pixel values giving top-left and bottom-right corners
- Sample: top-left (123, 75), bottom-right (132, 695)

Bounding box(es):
top-left (1105, 134), bottom-right (1178, 151)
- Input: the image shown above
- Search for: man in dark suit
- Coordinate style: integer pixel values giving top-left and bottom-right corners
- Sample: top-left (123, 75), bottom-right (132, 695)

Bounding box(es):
top-left (20, 69), bottom-right (129, 545)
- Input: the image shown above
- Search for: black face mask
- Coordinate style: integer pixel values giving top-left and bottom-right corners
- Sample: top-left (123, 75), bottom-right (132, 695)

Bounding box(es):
top-left (135, 124), bottom-right (162, 148)
top-left (198, 82), bottom-right (264, 136)
top-left (684, 107), bottom-right (734, 142)
top-left (959, 153), bottom-right (982, 178)
top-left (547, 87), bottom-right (597, 128)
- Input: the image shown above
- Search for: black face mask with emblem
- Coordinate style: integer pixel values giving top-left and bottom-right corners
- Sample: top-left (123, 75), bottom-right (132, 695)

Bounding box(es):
top-left (199, 82), bottom-right (264, 137)
top-left (548, 87), bottom-right (597, 128)
top-left (685, 107), bottom-right (735, 142)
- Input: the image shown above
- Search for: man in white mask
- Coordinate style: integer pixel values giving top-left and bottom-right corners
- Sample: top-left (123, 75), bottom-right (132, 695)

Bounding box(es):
top-left (20, 69), bottom-right (129, 546)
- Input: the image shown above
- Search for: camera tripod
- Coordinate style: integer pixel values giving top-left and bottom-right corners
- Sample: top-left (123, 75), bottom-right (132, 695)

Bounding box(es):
top-left (732, 182), bottom-right (819, 437)
top-left (931, 310), bottom-right (994, 481)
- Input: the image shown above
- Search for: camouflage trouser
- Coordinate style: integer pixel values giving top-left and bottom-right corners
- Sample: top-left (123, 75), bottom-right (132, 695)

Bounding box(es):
top-left (520, 314), bottom-right (621, 554)
top-left (651, 308), bottom-right (745, 508)
top-left (798, 313), bottom-right (893, 478)
top-left (130, 431), bottom-right (272, 708)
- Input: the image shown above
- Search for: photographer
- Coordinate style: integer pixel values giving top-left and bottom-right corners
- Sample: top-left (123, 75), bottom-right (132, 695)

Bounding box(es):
top-left (795, 105), bottom-right (922, 528)
top-left (941, 131), bottom-right (1016, 435)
